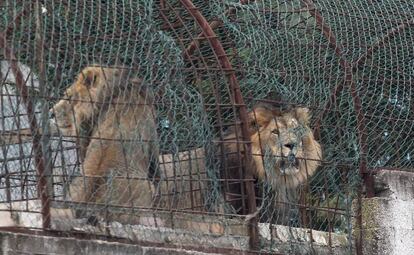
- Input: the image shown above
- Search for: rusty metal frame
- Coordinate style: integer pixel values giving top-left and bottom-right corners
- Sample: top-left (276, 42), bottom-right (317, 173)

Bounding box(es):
top-left (301, 7), bottom-right (414, 252)
top-left (2, 0), bottom-right (260, 249)
top-left (0, 31), bottom-right (51, 229)
top-left (178, 0), bottom-right (259, 249)
top-left (302, 0), bottom-right (373, 196)
top-left (301, 1), bottom-right (369, 253)
top-left (299, 1), bottom-right (412, 254)
top-left (4, 0), bottom-right (406, 253)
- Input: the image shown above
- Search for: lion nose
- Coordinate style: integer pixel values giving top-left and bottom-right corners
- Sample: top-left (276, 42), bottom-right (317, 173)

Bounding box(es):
top-left (284, 143), bottom-right (295, 150)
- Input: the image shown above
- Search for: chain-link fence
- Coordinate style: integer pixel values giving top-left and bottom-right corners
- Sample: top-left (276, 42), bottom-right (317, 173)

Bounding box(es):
top-left (1, 0), bottom-right (413, 254)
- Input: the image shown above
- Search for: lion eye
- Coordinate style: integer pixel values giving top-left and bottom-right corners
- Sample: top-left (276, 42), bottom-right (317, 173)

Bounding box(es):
top-left (250, 120), bottom-right (262, 130)
top-left (271, 129), bottom-right (279, 135)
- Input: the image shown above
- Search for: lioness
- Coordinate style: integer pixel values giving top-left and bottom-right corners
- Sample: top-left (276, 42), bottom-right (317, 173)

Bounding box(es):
top-left (220, 103), bottom-right (322, 224)
top-left (50, 66), bottom-right (158, 222)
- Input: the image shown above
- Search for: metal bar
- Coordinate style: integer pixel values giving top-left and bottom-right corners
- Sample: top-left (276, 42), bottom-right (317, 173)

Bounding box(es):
top-left (301, 1), bottom-right (373, 254)
top-left (0, 68), bottom-right (12, 203)
top-left (4, 3), bottom-right (32, 37)
top-left (183, 0), bottom-right (254, 61)
top-left (355, 20), bottom-right (414, 68)
top-left (179, 0), bottom-right (259, 249)
top-left (0, 32), bottom-right (51, 228)
top-left (35, 0), bottom-right (54, 206)
top-left (301, 0), bottom-right (374, 194)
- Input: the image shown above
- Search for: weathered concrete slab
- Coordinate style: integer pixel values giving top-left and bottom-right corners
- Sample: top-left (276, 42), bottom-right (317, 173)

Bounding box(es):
top-left (354, 169), bottom-right (414, 255)
top-left (0, 199), bottom-right (350, 254)
top-left (258, 223), bottom-right (351, 255)
top-left (0, 230), bottom-right (222, 255)
top-left (374, 169), bottom-right (414, 201)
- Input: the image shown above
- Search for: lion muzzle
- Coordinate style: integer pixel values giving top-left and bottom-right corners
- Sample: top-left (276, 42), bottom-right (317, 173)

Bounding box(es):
top-left (279, 148), bottom-right (300, 175)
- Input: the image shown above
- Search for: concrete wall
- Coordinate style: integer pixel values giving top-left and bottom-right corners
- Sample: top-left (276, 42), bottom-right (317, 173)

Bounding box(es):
top-left (0, 230), bottom-right (222, 255)
top-left (0, 200), bottom-right (349, 255)
top-left (354, 169), bottom-right (414, 255)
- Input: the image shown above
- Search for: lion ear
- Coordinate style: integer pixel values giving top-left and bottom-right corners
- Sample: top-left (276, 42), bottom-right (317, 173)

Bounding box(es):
top-left (248, 104), bottom-right (278, 130)
top-left (81, 68), bottom-right (99, 88)
top-left (294, 107), bottom-right (310, 125)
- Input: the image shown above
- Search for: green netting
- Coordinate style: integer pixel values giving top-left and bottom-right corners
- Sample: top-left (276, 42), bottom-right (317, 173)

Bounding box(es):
top-left (1, 0), bottom-right (413, 254)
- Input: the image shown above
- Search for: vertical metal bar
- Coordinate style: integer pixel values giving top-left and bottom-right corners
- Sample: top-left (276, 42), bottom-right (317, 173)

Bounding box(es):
top-left (301, 0), bottom-right (374, 197)
top-left (0, 68), bottom-right (12, 203)
top-left (0, 32), bottom-right (51, 229)
top-left (35, 0), bottom-right (54, 222)
top-left (179, 0), bottom-right (259, 249)
top-left (301, 1), bottom-right (373, 254)
top-left (183, 0), bottom-right (255, 59)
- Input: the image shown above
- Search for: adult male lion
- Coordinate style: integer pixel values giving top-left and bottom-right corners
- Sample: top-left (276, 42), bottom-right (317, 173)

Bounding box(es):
top-left (220, 103), bottom-right (322, 224)
top-left (50, 66), bottom-right (158, 222)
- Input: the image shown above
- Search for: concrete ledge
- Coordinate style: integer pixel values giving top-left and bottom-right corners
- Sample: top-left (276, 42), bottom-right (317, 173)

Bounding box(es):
top-left (374, 169), bottom-right (414, 201)
top-left (0, 230), bottom-right (223, 255)
top-left (258, 223), bottom-right (351, 255)
top-left (0, 199), bottom-right (350, 254)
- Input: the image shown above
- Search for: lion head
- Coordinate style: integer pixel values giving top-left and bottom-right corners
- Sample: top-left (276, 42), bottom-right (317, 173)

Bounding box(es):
top-left (220, 103), bottom-right (322, 215)
top-left (248, 103), bottom-right (322, 189)
top-left (49, 66), bottom-right (128, 136)
top-left (49, 66), bottom-right (159, 223)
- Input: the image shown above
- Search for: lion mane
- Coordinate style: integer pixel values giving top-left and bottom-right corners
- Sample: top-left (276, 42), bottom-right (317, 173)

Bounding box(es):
top-left (50, 66), bottom-right (158, 222)
top-left (220, 103), bottom-right (322, 224)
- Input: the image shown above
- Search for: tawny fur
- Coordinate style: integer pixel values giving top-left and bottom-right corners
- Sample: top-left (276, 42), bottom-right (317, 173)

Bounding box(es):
top-left (220, 103), bottom-right (322, 223)
top-left (50, 66), bottom-right (158, 222)
top-left (155, 148), bottom-right (208, 211)
top-left (50, 66), bottom-right (210, 224)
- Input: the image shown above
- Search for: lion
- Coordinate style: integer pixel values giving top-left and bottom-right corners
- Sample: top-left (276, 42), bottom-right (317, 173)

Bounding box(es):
top-left (219, 103), bottom-right (322, 225)
top-left (49, 66), bottom-right (159, 223)
top-left (49, 66), bottom-right (213, 225)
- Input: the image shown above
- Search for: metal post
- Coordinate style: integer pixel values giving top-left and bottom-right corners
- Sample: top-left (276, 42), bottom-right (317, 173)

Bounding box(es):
top-left (179, 0), bottom-right (259, 249)
top-left (0, 28), bottom-right (51, 229)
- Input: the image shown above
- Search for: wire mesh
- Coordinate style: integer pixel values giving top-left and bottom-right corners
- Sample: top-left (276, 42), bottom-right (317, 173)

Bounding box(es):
top-left (0, 0), bottom-right (413, 254)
